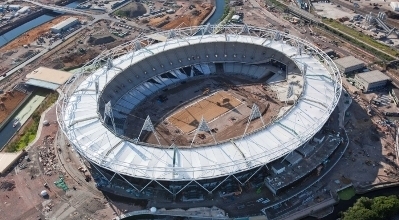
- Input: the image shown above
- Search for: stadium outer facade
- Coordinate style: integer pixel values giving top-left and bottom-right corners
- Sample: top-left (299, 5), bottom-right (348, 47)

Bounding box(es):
top-left (57, 24), bottom-right (342, 198)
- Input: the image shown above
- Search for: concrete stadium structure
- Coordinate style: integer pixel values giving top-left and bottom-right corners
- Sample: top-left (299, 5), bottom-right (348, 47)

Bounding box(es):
top-left (57, 25), bottom-right (342, 200)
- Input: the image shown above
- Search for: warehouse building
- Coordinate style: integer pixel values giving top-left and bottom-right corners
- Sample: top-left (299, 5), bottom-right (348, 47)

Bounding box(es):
top-left (25, 67), bottom-right (73, 90)
top-left (334, 56), bottom-right (365, 75)
top-left (354, 70), bottom-right (391, 92)
top-left (51, 17), bottom-right (79, 33)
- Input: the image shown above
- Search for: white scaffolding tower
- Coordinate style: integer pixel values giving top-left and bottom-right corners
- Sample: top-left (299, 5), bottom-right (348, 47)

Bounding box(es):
top-left (104, 101), bottom-right (116, 133)
top-left (190, 116), bottom-right (217, 147)
top-left (138, 115), bottom-right (161, 146)
top-left (242, 103), bottom-right (264, 138)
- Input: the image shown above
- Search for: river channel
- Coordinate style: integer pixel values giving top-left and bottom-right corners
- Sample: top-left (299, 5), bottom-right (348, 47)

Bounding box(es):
top-left (0, 14), bottom-right (56, 47)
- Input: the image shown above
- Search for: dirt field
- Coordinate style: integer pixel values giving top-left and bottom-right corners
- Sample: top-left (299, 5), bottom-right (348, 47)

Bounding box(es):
top-left (0, 15), bottom-right (87, 53)
top-left (148, 3), bottom-right (213, 29)
top-left (168, 91), bottom-right (242, 133)
top-left (0, 91), bottom-right (27, 124)
top-left (124, 75), bottom-right (284, 146)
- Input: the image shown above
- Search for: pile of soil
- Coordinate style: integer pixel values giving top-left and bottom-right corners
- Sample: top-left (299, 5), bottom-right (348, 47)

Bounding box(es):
top-left (88, 35), bottom-right (116, 45)
top-left (115, 2), bottom-right (147, 18)
top-left (61, 48), bottom-right (99, 69)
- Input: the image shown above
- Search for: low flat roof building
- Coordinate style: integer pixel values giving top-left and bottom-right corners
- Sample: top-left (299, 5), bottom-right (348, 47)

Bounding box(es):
top-left (51, 17), bottom-right (79, 33)
top-left (0, 151), bottom-right (25, 175)
top-left (25, 67), bottom-right (73, 90)
top-left (354, 70), bottom-right (391, 92)
top-left (334, 56), bottom-right (365, 74)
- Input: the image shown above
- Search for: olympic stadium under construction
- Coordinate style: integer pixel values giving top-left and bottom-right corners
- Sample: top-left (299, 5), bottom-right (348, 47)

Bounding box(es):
top-left (57, 24), bottom-right (343, 205)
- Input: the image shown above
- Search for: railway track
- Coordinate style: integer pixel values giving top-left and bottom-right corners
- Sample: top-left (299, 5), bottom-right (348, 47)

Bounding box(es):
top-left (330, 0), bottom-right (399, 29)
top-left (314, 25), bottom-right (381, 63)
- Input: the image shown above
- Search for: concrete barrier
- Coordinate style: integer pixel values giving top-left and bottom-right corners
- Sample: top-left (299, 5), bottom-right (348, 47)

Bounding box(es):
top-left (356, 182), bottom-right (399, 194)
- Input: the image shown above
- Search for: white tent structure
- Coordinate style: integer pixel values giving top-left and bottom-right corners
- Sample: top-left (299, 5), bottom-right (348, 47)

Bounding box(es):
top-left (40, 190), bottom-right (48, 197)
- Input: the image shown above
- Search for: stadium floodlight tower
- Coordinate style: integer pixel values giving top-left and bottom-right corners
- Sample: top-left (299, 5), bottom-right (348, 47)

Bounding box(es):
top-left (57, 24), bottom-right (342, 202)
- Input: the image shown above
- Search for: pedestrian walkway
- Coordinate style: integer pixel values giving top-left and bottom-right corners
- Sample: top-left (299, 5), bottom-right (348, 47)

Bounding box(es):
top-left (15, 94), bottom-right (46, 125)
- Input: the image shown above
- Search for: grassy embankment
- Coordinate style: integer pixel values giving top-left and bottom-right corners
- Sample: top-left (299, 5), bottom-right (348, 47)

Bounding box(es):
top-left (5, 91), bottom-right (59, 152)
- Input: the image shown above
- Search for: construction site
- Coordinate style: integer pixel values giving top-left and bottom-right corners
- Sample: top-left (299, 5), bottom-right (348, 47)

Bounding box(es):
top-left (126, 75), bottom-right (284, 146)
top-left (141, 1), bottom-right (213, 29)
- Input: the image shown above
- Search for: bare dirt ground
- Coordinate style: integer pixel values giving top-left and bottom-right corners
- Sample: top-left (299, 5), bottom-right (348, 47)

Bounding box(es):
top-left (0, 105), bottom-right (60, 220)
top-left (0, 105), bottom-right (118, 220)
top-left (147, 3), bottom-right (213, 29)
top-left (169, 91), bottom-right (242, 133)
top-left (0, 15), bottom-right (87, 53)
top-left (323, 79), bottom-right (399, 195)
top-left (0, 91), bottom-right (27, 124)
top-left (126, 75), bottom-right (283, 146)
top-left (0, 20), bottom-right (141, 92)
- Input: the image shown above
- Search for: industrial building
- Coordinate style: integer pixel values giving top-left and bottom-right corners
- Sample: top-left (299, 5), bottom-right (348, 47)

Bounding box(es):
top-left (354, 70), bottom-right (391, 92)
top-left (25, 67), bottom-right (73, 90)
top-left (51, 17), bottom-right (79, 33)
top-left (334, 56), bottom-right (365, 74)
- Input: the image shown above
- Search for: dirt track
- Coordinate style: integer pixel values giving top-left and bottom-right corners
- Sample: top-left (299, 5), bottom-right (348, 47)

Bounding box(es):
top-left (168, 91), bottom-right (241, 133)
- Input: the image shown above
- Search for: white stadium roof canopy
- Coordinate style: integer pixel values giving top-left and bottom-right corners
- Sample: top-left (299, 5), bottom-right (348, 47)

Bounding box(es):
top-left (58, 25), bottom-right (341, 181)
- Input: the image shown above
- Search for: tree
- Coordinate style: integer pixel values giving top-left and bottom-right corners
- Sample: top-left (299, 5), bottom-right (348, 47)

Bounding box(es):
top-left (371, 195), bottom-right (399, 219)
top-left (342, 196), bottom-right (399, 220)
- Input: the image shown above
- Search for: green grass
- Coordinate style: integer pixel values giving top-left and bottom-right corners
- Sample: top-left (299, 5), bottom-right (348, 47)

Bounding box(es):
top-left (218, 0), bottom-right (231, 23)
top-left (338, 186), bottom-right (356, 200)
top-left (5, 91), bottom-right (59, 152)
top-left (323, 19), bottom-right (398, 59)
top-left (265, 0), bottom-right (287, 9)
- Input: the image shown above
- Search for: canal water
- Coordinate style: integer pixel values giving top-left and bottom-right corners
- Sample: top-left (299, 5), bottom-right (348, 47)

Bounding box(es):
top-left (0, 93), bottom-right (45, 151)
top-left (204, 0), bottom-right (226, 25)
top-left (65, 0), bottom-right (85, 9)
top-left (0, 14), bottom-right (56, 47)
